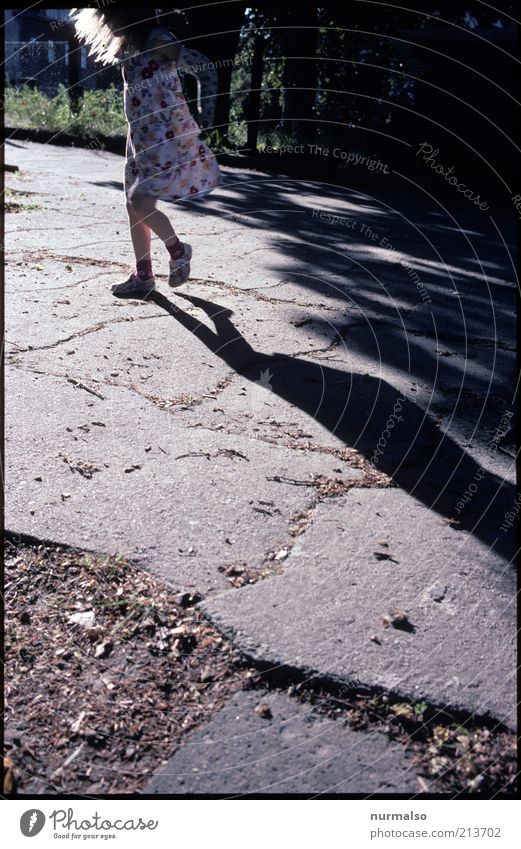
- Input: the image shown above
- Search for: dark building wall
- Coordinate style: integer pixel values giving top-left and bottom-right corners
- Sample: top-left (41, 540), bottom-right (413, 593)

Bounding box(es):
top-left (4, 8), bottom-right (101, 94)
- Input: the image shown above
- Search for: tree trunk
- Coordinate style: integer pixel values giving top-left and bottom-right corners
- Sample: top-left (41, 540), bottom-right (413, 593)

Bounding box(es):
top-left (278, 9), bottom-right (319, 140)
top-left (183, 2), bottom-right (247, 140)
top-left (67, 28), bottom-right (82, 107)
top-left (246, 33), bottom-right (265, 154)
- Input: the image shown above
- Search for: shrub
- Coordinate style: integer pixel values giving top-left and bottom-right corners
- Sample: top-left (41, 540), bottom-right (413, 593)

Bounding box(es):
top-left (71, 86), bottom-right (126, 137)
top-left (4, 84), bottom-right (126, 137)
top-left (4, 83), bottom-right (73, 132)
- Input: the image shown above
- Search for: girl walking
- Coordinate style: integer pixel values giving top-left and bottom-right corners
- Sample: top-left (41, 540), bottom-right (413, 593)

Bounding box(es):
top-left (71, 8), bottom-right (222, 298)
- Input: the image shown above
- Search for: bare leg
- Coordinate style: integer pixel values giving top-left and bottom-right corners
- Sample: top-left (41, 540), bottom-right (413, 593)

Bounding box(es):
top-left (130, 193), bottom-right (179, 248)
top-left (124, 193), bottom-right (188, 290)
top-left (111, 200), bottom-right (155, 295)
top-left (126, 200), bottom-right (152, 265)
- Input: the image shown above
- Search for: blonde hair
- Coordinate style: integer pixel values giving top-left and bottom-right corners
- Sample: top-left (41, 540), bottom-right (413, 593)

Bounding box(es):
top-left (70, 8), bottom-right (185, 66)
top-left (70, 8), bottom-right (126, 65)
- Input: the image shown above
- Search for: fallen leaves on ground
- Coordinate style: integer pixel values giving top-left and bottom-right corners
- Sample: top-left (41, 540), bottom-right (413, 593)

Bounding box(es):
top-left (4, 539), bottom-right (248, 795)
top-left (274, 682), bottom-right (517, 795)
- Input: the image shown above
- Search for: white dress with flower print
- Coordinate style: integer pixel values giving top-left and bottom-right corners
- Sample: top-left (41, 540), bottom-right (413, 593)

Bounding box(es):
top-left (120, 27), bottom-right (222, 202)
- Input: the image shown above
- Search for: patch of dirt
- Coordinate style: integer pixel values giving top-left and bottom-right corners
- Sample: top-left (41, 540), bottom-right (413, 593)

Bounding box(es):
top-left (2, 187), bottom-right (44, 213)
top-left (139, 376), bottom-right (235, 413)
top-left (2, 200), bottom-right (43, 213)
top-left (60, 454), bottom-right (105, 479)
top-left (4, 538), bottom-right (249, 795)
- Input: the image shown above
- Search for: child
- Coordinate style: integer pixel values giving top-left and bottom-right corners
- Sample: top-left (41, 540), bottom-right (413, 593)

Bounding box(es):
top-left (71, 8), bottom-right (222, 299)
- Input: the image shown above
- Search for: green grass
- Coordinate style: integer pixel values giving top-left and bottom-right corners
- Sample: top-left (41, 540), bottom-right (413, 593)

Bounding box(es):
top-left (5, 83), bottom-right (127, 137)
top-left (5, 84), bottom-right (307, 155)
top-left (71, 86), bottom-right (127, 136)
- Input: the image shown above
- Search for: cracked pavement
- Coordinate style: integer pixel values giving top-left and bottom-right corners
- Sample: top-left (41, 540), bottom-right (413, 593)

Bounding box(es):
top-left (5, 139), bottom-right (517, 793)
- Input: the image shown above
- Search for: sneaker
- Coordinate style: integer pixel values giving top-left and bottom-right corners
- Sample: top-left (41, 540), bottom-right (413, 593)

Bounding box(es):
top-left (112, 273), bottom-right (155, 299)
top-left (168, 242), bottom-right (192, 287)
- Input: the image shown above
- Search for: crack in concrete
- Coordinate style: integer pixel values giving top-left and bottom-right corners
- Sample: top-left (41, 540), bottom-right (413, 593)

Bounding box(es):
top-left (188, 417), bottom-right (392, 493)
top-left (8, 250), bottom-right (128, 270)
top-left (6, 312), bottom-right (165, 355)
top-left (217, 500), bottom-right (319, 590)
top-left (7, 272), bottom-right (121, 295)
top-left (409, 328), bottom-right (515, 352)
top-left (307, 317), bottom-right (515, 354)
top-left (289, 321), bottom-right (362, 358)
top-left (191, 277), bottom-right (338, 311)
top-left (110, 373), bottom-right (237, 412)
top-left (268, 470), bottom-right (392, 497)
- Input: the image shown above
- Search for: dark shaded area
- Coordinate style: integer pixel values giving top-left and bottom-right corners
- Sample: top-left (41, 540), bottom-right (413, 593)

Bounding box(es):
top-left (2, 126), bottom-right (127, 156)
top-left (181, 1), bottom-right (247, 142)
top-left (227, 3), bottom-right (518, 187)
top-left (5, 4), bottom-right (517, 186)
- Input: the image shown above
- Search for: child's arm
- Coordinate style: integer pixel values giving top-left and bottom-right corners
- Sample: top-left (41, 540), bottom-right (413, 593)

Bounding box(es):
top-left (177, 47), bottom-right (218, 130)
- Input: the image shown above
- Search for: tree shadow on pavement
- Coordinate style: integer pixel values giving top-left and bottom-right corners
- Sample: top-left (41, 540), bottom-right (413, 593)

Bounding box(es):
top-left (91, 180), bottom-right (125, 192)
top-left (181, 176), bottom-right (517, 454)
top-left (149, 289), bottom-right (517, 572)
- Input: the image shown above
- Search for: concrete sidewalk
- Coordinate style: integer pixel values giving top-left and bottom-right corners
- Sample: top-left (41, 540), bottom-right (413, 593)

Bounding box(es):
top-left (5, 139), bottom-right (517, 792)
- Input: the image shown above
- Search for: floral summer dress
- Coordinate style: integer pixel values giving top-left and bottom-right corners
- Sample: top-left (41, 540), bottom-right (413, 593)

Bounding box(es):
top-left (119, 27), bottom-right (222, 202)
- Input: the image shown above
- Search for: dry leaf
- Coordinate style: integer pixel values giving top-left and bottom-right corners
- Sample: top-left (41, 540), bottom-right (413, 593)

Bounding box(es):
top-left (3, 757), bottom-right (15, 795)
top-left (94, 641), bottom-right (113, 659)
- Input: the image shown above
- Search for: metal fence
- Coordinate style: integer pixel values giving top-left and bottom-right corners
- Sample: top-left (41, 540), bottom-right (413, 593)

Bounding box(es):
top-left (4, 41), bottom-right (122, 95)
top-left (5, 41), bottom-right (70, 94)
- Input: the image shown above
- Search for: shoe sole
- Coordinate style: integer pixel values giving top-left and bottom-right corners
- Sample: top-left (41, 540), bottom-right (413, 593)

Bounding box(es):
top-left (112, 285), bottom-right (156, 300)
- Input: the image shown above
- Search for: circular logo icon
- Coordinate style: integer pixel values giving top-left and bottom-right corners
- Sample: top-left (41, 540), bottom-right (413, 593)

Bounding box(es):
top-left (20, 810), bottom-right (46, 837)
